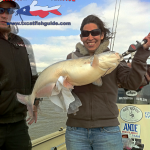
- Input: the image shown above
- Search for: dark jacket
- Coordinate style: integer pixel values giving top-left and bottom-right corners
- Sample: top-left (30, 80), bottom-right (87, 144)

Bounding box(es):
top-left (66, 41), bottom-right (150, 128)
top-left (0, 33), bottom-right (38, 123)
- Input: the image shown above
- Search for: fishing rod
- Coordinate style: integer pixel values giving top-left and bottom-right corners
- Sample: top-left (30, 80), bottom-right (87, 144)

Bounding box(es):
top-left (122, 39), bottom-right (148, 57)
top-left (120, 38), bottom-right (150, 93)
top-left (110, 0), bottom-right (122, 51)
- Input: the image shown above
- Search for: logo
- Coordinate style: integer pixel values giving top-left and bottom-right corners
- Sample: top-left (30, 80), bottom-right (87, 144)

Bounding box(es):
top-left (15, 0), bottom-right (62, 22)
top-left (126, 90), bottom-right (137, 96)
top-left (120, 106), bottom-right (143, 122)
top-left (121, 123), bottom-right (141, 139)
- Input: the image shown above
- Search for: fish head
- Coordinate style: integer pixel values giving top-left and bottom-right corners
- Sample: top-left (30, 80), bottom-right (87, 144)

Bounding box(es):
top-left (96, 51), bottom-right (123, 74)
top-left (114, 52), bottom-right (123, 61)
top-left (97, 51), bottom-right (122, 63)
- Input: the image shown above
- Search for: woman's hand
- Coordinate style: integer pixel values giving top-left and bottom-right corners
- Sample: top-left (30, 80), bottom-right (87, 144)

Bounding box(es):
top-left (143, 33), bottom-right (150, 50)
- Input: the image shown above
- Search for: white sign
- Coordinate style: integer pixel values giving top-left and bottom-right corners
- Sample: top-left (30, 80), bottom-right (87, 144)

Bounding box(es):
top-left (120, 106), bottom-right (143, 122)
top-left (126, 90), bottom-right (137, 96)
top-left (121, 123), bottom-right (141, 139)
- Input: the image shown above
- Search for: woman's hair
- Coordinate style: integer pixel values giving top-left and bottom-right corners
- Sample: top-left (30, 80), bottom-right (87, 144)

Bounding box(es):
top-left (80, 15), bottom-right (112, 42)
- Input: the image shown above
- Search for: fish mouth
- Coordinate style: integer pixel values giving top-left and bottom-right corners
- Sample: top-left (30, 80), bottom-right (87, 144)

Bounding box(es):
top-left (119, 54), bottom-right (123, 61)
top-left (117, 54), bottom-right (123, 61)
top-left (115, 53), bottom-right (123, 60)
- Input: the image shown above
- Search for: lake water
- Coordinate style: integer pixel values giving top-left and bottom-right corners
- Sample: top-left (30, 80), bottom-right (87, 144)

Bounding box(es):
top-left (28, 98), bottom-right (67, 140)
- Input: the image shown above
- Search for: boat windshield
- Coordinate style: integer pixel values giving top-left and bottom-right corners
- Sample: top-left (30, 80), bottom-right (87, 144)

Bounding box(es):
top-left (117, 84), bottom-right (150, 105)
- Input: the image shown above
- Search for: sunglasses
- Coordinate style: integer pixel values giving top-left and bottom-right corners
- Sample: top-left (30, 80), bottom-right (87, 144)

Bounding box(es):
top-left (81, 29), bottom-right (101, 37)
top-left (0, 8), bottom-right (15, 14)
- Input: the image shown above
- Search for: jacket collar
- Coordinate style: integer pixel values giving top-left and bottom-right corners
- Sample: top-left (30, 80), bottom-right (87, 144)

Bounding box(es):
top-left (76, 40), bottom-right (109, 56)
top-left (0, 32), bottom-right (18, 42)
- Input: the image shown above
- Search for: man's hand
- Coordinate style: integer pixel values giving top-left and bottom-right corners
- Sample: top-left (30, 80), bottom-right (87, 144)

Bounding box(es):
top-left (143, 33), bottom-right (150, 50)
top-left (26, 99), bottom-right (40, 125)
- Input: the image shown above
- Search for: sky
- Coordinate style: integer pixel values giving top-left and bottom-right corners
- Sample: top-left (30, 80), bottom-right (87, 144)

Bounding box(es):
top-left (10, 0), bottom-right (150, 72)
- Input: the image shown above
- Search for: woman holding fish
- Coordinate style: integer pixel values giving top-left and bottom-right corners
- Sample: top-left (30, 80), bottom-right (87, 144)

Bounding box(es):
top-left (65, 15), bottom-right (150, 150)
top-left (16, 14), bottom-right (150, 150)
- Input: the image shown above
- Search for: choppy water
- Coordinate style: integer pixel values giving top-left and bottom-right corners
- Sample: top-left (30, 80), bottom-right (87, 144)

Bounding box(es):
top-left (28, 98), bottom-right (67, 140)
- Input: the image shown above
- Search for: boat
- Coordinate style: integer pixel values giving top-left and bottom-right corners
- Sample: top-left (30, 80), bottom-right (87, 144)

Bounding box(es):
top-left (117, 83), bottom-right (150, 150)
top-left (31, 85), bottom-right (150, 150)
top-left (31, 50), bottom-right (150, 150)
top-left (32, 128), bottom-right (66, 150)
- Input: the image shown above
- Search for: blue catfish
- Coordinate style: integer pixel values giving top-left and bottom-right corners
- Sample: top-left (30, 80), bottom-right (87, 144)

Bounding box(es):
top-left (17, 51), bottom-right (122, 119)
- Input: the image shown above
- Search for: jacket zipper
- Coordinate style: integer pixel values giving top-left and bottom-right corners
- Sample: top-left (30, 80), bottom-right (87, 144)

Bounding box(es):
top-left (9, 42), bottom-right (18, 91)
top-left (2, 38), bottom-right (18, 89)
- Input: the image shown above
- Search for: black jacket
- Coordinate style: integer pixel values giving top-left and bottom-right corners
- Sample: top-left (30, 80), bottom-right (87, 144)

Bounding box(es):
top-left (0, 33), bottom-right (38, 123)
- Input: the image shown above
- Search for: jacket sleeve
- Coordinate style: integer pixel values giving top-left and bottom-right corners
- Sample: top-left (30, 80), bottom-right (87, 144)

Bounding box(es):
top-left (20, 36), bottom-right (39, 90)
top-left (26, 42), bottom-right (38, 90)
top-left (117, 47), bottom-right (150, 90)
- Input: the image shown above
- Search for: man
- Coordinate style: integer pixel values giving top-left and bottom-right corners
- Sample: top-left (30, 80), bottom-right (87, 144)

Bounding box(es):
top-left (0, 1), bottom-right (39, 150)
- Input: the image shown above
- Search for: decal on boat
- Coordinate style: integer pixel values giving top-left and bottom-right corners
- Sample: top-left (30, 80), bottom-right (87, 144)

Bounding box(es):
top-left (126, 90), bottom-right (137, 97)
top-left (145, 112), bottom-right (150, 119)
top-left (121, 123), bottom-right (141, 139)
top-left (120, 106), bottom-right (143, 122)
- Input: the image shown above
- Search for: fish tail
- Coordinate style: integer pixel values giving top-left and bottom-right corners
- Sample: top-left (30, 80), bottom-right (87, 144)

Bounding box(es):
top-left (17, 93), bottom-right (35, 118)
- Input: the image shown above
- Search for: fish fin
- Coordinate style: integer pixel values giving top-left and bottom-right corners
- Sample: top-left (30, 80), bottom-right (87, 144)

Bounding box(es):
top-left (17, 93), bottom-right (34, 118)
top-left (92, 78), bottom-right (103, 86)
top-left (68, 92), bottom-right (82, 115)
top-left (91, 55), bottom-right (99, 67)
top-left (17, 93), bottom-right (29, 105)
top-left (36, 83), bottom-right (55, 98)
top-left (63, 77), bottom-right (74, 89)
top-left (71, 52), bottom-right (78, 59)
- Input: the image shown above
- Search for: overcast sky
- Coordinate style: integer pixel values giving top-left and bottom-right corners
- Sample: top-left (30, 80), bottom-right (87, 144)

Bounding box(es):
top-left (12, 0), bottom-right (150, 72)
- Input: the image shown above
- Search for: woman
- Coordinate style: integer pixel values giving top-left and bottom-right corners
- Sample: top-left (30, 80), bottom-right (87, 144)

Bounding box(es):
top-left (65, 15), bottom-right (150, 150)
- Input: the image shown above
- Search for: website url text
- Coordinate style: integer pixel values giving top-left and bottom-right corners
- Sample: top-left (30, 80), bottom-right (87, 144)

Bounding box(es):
top-left (7, 21), bottom-right (71, 26)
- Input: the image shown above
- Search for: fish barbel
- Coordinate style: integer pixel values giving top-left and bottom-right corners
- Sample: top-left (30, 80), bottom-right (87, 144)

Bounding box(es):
top-left (17, 51), bottom-right (122, 120)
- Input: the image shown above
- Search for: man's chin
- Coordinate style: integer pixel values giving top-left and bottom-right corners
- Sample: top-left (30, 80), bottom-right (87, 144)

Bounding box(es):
top-left (0, 26), bottom-right (11, 34)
